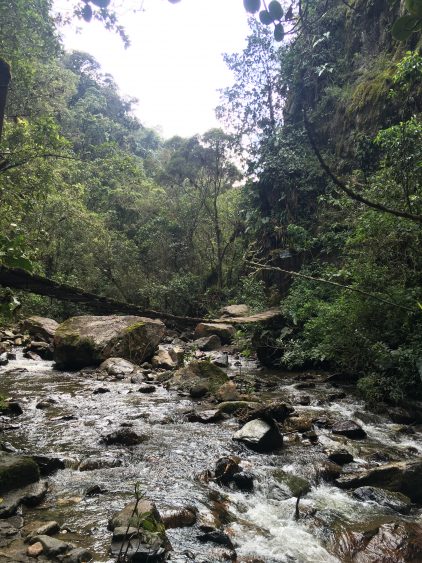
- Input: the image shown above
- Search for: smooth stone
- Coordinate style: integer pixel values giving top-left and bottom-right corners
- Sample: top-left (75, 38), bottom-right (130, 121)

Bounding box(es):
top-left (30, 534), bottom-right (69, 557)
top-left (352, 486), bottom-right (411, 514)
top-left (332, 420), bottom-right (367, 439)
top-left (233, 418), bottom-right (283, 452)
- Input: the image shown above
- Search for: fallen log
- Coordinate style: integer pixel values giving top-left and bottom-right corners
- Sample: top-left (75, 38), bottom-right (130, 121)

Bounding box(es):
top-left (0, 265), bottom-right (204, 326)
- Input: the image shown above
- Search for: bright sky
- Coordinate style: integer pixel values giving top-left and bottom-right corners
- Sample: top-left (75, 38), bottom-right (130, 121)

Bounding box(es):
top-left (56, 0), bottom-right (250, 138)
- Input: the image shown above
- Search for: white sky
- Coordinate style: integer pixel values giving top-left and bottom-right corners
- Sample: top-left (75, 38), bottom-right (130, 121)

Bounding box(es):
top-left (56, 0), bottom-right (250, 138)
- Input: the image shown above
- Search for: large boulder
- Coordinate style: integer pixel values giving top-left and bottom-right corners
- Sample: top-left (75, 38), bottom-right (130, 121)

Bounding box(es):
top-left (219, 304), bottom-right (250, 318)
top-left (168, 360), bottom-right (228, 396)
top-left (194, 322), bottom-right (235, 344)
top-left (233, 418), bottom-right (283, 452)
top-left (336, 459), bottom-right (422, 502)
top-left (352, 522), bottom-right (422, 562)
top-left (0, 453), bottom-right (40, 494)
top-left (53, 315), bottom-right (165, 369)
top-left (20, 316), bottom-right (59, 343)
top-left (151, 346), bottom-right (177, 369)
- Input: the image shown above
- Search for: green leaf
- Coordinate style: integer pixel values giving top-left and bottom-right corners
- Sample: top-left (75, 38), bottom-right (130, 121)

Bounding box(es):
top-left (259, 10), bottom-right (273, 25)
top-left (392, 15), bottom-right (418, 41)
top-left (82, 4), bottom-right (93, 22)
top-left (268, 1), bottom-right (283, 20)
top-left (243, 0), bottom-right (261, 14)
top-left (3, 255), bottom-right (33, 272)
top-left (406, 0), bottom-right (422, 18)
top-left (90, 0), bottom-right (111, 7)
top-left (274, 23), bottom-right (285, 41)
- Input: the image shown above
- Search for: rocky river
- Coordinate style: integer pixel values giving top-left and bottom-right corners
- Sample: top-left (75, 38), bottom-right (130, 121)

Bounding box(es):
top-left (0, 315), bottom-right (421, 562)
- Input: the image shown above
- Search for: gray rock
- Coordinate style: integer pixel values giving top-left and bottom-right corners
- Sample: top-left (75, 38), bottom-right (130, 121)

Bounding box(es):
top-left (34, 521), bottom-right (60, 537)
top-left (352, 486), bottom-right (411, 514)
top-left (328, 449), bottom-right (354, 465)
top-left (336, 460), bottom-right (422, 502)
top-left (233, 418), bottom-right (283, 452)
top-left (62, 547), bottom-right (93, 563)
top-left (78, 456), bottom-right (122, 471)
top-left (101, 429), bottom-right (148, 447)
top-left (100, 357), bottom-right (137, 377)
top-left (151, 347), bottom-right (177, 369)
top-left (219, 304), bottom-right (249, 318)
top-left (332, 420), bottom-right (367, 439)
top-left (54, 315), bottom-right (165, 369)
top-left (187, 410), bottom-right (223, 423)
top-left (30, 534), bottom-right (69, 557)
top-left (20, 316), bottom-right (59, 343)
top-left (193, 335), bottom-right (222, 352)
top-left (273, 469), bottom-right (311, 497)
top-left (138, 384), bottom-right (156, 394)
top-left (194, 323), bottom-right (235, 344)
top-left (0, 353), bottom-right (8, 366)
top-left (0, 453), bottom-right (39, 494)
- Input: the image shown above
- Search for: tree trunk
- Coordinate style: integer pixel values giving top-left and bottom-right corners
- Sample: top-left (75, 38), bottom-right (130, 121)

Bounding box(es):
top-left (0, 59), bottom-right (11, 141)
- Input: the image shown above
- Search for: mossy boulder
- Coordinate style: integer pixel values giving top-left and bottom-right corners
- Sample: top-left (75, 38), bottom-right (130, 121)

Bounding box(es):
top-left (53, 315), bottom-right (165, 369)
top-left (0, 453), bottom-right (40, 494)
top-left (168, 360), bottom-right (228, 396)
top-left (273, 469), bottom-right (311, 498)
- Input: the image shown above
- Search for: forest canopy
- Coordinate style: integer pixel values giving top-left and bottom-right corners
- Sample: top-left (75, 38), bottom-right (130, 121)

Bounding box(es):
top-left (0, 0), bottom-right (421, 404)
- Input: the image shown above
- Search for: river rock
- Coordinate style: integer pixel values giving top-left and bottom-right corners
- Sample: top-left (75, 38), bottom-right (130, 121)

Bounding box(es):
top-left (219, 304), bottom-right (249, 318)
top-left (0, 453), bottom-right (39, 494)
top-left (332, 420), bottom-right (367, 439)
top-left (109, 500), bottom-right (171, 561)
top-left (0, 352), bottom-right (8, 366)
top-left (239, 401), bottom-right (294, 424)
top-left (193, 335), bottom-right (222, 351)
top-left (214, 456), bottom-right (241, 484)
top-left (232, 471), bottom-right (254, 491)
top-left (215, 381), bottom-right (240, 402)
top-left (24, 341), bottom-right (54, 360)
top-left (169, 360), bottom-right (228, 396)
top-left (78, 456), bottom-right (122, 471)
top-left (194, 323), bottom-right (235, 344)
top-left (187, 409), bottom-right (223, 423)
top-left (100, 428), bottom-right (148, 447)
top-left (20, 316), bottom-right (59, 343)
top-left (161, 507), bottom-right (197, 529)
top-left (328, 449), bottom-right (354, 465)
top-left (100, 357), bottom-right (137, 377)
top-left (151, 347), bottom-right (177, 369)
top-left (30, 534), bottom-right (69, 557)
top-left (54, 315), bottom-right (165, 369)
top-left (27, 542), bottom-right (44, 557)
top-left (352, 486), bottom-right (411, 514)
top-left (63, 547), bottom-right (94, 563)
top-left (32, 454), bottom-right (66, 476)
top-left (335, 459), bottom-right (422, 502)
top-left (217, 401), bottom-right (260, 415)
top-left (273, 469), bottom-right (311, 497)
top-left (352, 521), bottom-right (422, 562)
top-left (233, 419), bottom-right (283, 452)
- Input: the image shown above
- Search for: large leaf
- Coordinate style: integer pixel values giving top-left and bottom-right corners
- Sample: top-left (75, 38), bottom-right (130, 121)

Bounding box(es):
top-left (268, 1), bottom-right (284, 21)
top-left (259, 10), bottom-right (273, 25)
top-left (392, 14), bottom-right (418, 40)
top-left (274, 23), bottom-right (285, 42)
top-left (243, 0), bottom-right (261, 14)
top-left (406, 0), bottom-right (422, 18)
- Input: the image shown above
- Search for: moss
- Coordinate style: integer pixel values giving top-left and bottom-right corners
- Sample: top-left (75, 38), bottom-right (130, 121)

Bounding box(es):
top-left (273, 470), bottom-right (311, 498)
top-left (125, 322), bottom-right (145, 333)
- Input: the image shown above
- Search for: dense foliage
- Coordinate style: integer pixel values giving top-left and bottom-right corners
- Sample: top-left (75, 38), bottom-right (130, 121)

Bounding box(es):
top-left (1, 0), bottom-right (421, 403)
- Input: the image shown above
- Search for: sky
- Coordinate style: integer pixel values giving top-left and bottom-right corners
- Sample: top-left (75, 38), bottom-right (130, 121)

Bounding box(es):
top-left (55, 0), bottom-right (250, 138)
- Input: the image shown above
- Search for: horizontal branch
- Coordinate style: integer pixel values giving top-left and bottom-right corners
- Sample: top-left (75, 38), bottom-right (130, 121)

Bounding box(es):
top-left (249, 261), bottom-right (416, 313)
top-left (303, 110), bottom-right (422, 224)
top-left (0, 265), bottom-right (206, 326)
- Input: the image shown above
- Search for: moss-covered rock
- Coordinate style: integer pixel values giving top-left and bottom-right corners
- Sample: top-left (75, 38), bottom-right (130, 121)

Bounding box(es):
top-left (53, 315), bottom-right (165, 369)
top-left (168, 360), bottom-right (228, 396)
top-left (0, 453), bottom-right (40, 494)
top-left (273, 469), bottom-right (311, 498)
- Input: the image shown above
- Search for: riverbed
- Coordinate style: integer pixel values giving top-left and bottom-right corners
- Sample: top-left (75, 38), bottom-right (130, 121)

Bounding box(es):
top-left (0, 349), bottom-right (421, 562)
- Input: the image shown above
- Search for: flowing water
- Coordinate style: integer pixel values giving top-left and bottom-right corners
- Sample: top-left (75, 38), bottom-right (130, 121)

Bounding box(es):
top-left (0, 350), bottom-right (421, 562)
